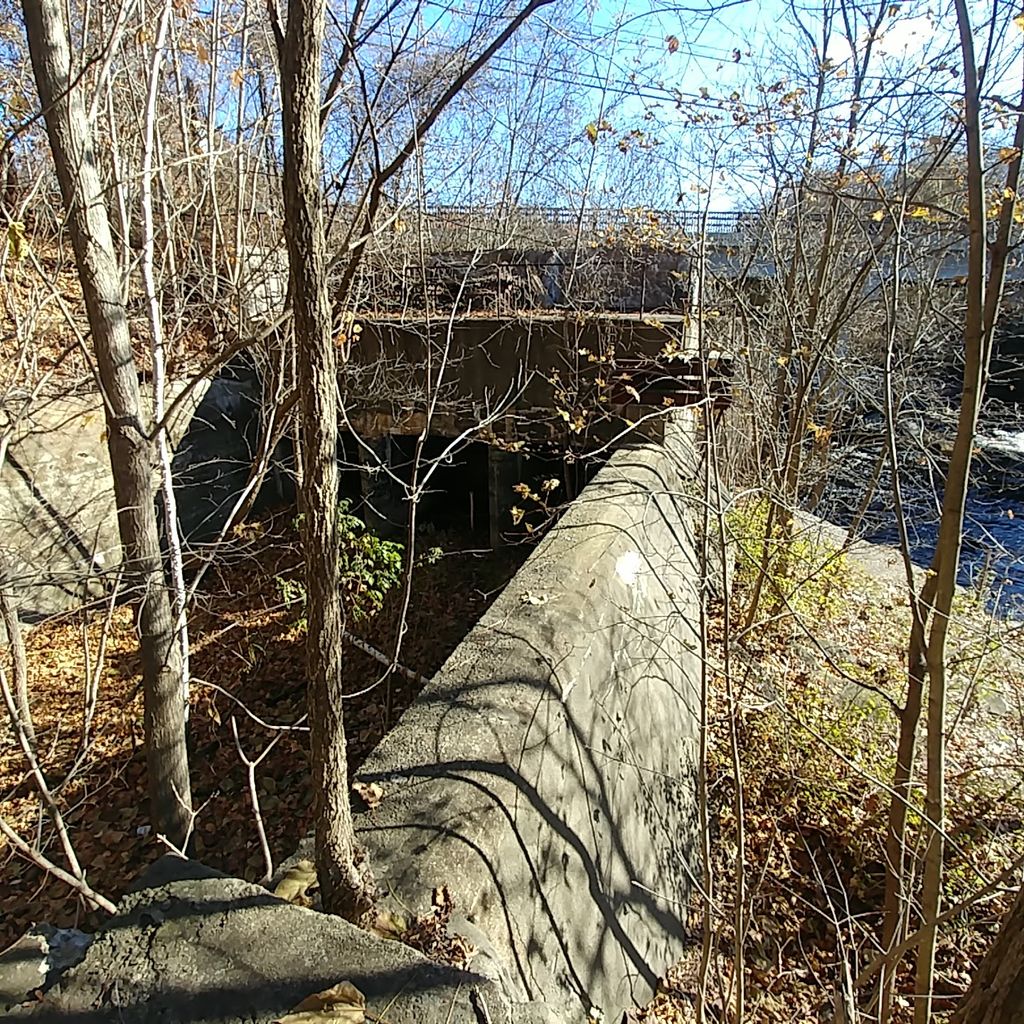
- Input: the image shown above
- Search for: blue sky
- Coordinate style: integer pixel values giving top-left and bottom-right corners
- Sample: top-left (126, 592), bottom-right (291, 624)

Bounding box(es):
top-left (172, 0), bottom-right (1024, 214)
top-left (499, 0), bottom-right (1024, 210)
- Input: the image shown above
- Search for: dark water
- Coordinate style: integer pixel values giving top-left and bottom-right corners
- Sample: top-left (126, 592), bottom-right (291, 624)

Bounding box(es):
top-left (866, 487), bottom-right (1024, 610)
top-left (836, 428), bottom-right (1024, 614)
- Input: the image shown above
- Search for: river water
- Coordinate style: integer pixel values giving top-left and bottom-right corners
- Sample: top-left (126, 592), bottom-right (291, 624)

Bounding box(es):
top-left (828, 422), bottom-right (1024, 614)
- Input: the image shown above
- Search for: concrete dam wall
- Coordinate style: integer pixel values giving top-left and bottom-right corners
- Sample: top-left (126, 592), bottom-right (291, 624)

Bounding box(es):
top-left (294, 411), bottom-right (706, 1020)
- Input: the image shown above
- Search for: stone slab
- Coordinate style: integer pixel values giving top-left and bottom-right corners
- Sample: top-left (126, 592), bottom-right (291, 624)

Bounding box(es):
top-left (9, 864), bottom-right (560, 1024)
top-left (0, 382), bottom-right (205, 625)
top-left (286, 410), bottom-right (705, 1021)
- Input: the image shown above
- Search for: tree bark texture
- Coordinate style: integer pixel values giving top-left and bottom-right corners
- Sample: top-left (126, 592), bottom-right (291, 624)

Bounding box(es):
top-left (22, 0), bottom-right (192, 846)
top-left (947, 31), bottom-right (1024, 1024)
top-left (912, 6), bottom-right (987, 1019)
top-left (279, 0), bottom-right (373, 919)
top-left (952, 883), bottom-right (1024, 1023)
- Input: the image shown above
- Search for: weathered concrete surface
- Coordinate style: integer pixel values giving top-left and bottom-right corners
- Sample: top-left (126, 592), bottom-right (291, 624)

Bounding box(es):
top-left (291, 411), bottom-right (704, 1021)
top-left (345, 314), bottom-right (704, 443)
top-left (0, 357), bottom-right (294, 623)
top-left (9, 858), bottom-right (563, 1024)
top-left (0, 384), bottom-right (204, 623)
top-left (0, 926), bottom-right (91, 1013)
top-left (169, 357), bottom-right (294, 544)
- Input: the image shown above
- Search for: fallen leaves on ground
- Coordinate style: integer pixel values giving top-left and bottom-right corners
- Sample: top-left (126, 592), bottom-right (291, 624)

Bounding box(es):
top-left (274, 859), bottom-right (319, 904)
top-left (0, 514), bottom-right (525, 949)
top-left (274, 981), bottom-right (366, 1024)
top-left (351, 780), bottom-right (384, 809)
top-left (1, 234), bottom-right (221, 395)
top-left (637, 540), bottom-right (1024, 1023)
top-left (399, 885), bottom-right (475, 970)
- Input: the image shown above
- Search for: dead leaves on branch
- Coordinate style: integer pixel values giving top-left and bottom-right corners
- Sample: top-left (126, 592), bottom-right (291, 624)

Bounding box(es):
top-left (397, 885), bottom-right (475, 970)
top-left (274, 859), bottom-right (319, 904)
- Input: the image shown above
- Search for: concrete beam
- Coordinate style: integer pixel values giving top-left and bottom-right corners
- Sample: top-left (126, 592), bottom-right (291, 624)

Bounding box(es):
top-left (487, 446), bottom-right (522, 548)
top-left (286, 411), bottom-right (705, 1021)
top-left (358, 435), bottom-right (408, 539)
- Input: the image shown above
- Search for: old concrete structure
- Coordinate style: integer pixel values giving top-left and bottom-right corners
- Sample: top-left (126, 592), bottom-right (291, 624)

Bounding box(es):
top-left (342, 313), bottom-right (714, 442)
top-left (285, 410), bottom-right (706, 1020)
top-left (0, 383), bottom-right (204, 625)
top-left (0, 316), bottom-right (727, 619)
top-left (3, 410), bottom-right (707, 1022)
top-left (5, 858), bottom-right (565, 1023)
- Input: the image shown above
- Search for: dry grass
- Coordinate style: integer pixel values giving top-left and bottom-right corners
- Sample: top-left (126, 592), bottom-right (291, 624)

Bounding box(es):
top-left (637, 515), bottom-right (1024, 1022)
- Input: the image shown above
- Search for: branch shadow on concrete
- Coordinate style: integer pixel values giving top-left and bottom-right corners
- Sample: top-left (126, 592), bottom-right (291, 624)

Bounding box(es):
top-left (11, 869), bottom-right (506, 1024)
top-left (345, 425), bottom-right (707, 1015)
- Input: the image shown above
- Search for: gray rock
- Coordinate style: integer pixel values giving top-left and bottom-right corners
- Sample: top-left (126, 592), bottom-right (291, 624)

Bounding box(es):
top-left (0, 928), bottom-right (48, 1012)
top-left (0, 924), bottom-right (92, 1013)
top-left (128, 853), bottom-right (229, 891)
top-left (11, 872), bottom-right (567, 1024)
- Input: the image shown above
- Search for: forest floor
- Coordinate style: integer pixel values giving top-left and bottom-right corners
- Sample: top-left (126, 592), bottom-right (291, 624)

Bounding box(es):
top-left (0, 514), bottom-right (526, 949)
top-left (635, 511), bottom-right (1024, 1023)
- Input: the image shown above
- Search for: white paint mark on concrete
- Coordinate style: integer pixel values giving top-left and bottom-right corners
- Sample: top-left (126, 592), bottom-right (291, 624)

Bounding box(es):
top-left (615, 550), bottom-right (643, 586)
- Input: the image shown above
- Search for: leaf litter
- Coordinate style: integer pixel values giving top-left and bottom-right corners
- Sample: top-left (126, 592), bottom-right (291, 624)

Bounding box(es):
top-left (0, 513), bottom-right (525, 949)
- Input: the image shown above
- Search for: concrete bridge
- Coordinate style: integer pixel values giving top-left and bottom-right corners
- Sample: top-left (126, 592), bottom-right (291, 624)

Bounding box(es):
top-left (241, 204), bottom-right (1023, 327)
top-left (5, 203), bottom-right (1021, 1022)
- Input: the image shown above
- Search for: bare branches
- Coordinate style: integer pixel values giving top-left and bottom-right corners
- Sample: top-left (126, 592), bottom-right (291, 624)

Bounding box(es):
top-left (0, 556), bottom-right (34, 745)
top-left (231, 716), bottom-right (283, 885)
top-left (0, 815), bottom-right (116, 916)
top-left (320, 0), bottom-right (372, 127)
top-left (336, 0), bottom-right (559, 297)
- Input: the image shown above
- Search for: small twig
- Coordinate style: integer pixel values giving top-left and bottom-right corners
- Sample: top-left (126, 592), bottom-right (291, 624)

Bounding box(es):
top-left (155, 788), bottom-right (216, 857)
top-left (343, 629), bottom-right (430, 688)
top-left (0, 552), bottom-right (34, 744)
top-left (469, 988), bottom-right (492, 1024)
top-left (78, 568), bottom-right (122, 756)
top-left (0, 659), bottom-right (84, 879)
top-left (192, 676), bottom-right (309, 732)
top-left (0, 814), bottom-right (116, 915)
top-left (230, 715), bottom-right (283, 884)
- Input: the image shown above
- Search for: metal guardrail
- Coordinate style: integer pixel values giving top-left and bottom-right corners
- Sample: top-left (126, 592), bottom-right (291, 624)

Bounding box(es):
top-left (20, 188), bottom-right (976, 247)
top-left (412, 205), bottom-right (744, 240)
top-left (417, 204), bottom-right (745, 234)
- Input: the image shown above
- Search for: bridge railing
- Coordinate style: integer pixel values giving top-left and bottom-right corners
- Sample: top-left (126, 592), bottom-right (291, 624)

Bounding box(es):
top-left (387, 205), bottom-right (745, 250)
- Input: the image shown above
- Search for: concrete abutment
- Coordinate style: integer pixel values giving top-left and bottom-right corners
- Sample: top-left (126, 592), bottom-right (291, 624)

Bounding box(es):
top-left (288, 409), bottom-right (706, 1020)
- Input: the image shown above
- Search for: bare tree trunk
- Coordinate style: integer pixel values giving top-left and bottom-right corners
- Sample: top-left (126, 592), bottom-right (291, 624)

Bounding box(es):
top-left (278, 0), bottom-right (374, 920)
top-left (141, 0), bottom-right (191, 715)
top-left (952, 884), bottom-right (1024, 1023)
top-left (945, 33), bottom-right (1024, 1024)
top-left (914, 3), bottom-right (1014, 1017)
top-left (272, 0), bottom-right (555, 920)
top-left (0, 556), bottom-right (34, 745)
top-left (22, 0), bottom-right (192, 847)
top-left (878, 205), bottom-right (936, 1022)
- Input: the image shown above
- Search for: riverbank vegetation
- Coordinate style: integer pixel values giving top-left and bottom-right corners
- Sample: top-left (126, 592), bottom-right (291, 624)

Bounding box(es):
top-left (654, 506), bottom-right (1024, 1021)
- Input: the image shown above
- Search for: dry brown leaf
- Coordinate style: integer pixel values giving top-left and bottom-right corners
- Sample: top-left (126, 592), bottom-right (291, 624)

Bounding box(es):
top-left (352, 780), bottom-right (384, 808)
top-left (368, 907), bottom-right (408, 941)
top-left (274, 981), bottom-right (366, 1023)
top-left (274, 859), bottom-right (318, 903)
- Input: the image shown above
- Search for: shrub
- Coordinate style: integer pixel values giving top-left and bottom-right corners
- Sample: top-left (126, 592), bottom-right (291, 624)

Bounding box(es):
top-left (282, 501), bottom-right (404, 624)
